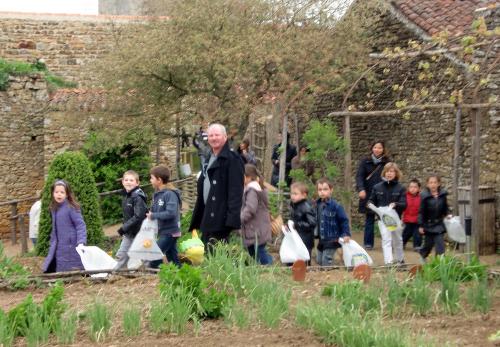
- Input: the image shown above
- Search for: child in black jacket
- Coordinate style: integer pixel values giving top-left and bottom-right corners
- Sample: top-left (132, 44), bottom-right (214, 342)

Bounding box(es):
top-left (115, 170), bottom-right (148, 270)
top-left (418, 174), bottom-right (451, 261)
top-left (289, 182), bottom-right (316, 262)
top-left (368, 162), bottom-right (406, 264)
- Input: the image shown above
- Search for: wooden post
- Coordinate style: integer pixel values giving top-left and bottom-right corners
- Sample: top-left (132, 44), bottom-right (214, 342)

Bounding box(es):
top-left (470, 107), bottom-right (481, 258)
top-left (18, 214), bottom-right (28, 255)
top-left (278, 113), bottom-right (288, 215)
top-left (452, 104), bottom-right (462, 214)
top-left (344, 114), bottom-right (352, 224)
top-left (175, 114), bottom-right (181, 176)
top-left (10, 202), bottom-right (17, 245)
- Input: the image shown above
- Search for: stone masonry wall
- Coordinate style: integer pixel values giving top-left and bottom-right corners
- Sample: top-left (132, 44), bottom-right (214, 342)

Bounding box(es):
top-left (0, 74), bottom-right (47, 238)
top-left (0, 12), bottom-right (132, 87)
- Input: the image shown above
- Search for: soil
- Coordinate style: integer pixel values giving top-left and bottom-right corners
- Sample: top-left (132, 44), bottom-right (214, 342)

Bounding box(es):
top-left (1, 228), bottom-right (499, 346)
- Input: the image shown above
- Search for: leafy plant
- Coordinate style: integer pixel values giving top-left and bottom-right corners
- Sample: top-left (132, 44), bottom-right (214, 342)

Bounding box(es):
top-left (122, 306), bottom-right (141, 337)
top-left (36, 151), bottom-right (104, 256)
top-left (199, 288), bottom-right (231, 319)
top-left (87, 301), bottom-right (112, 342)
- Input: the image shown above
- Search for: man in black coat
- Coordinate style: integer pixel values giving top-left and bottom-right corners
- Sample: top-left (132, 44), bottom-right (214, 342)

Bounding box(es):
top-left (189, 123), bottom-right (244, 246)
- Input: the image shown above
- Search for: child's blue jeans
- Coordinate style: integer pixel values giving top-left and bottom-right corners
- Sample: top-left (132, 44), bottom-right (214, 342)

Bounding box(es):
top-left (247, 244), bottom-right (273, 265)
top-left (317, 248), bottom-right (337, 266)
top-left (151, 234), bottom-right (180, 268)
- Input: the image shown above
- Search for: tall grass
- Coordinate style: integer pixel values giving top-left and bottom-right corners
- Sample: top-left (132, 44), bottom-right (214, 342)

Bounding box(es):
top-left (296, 299), bottom-right (416, 347)
top-left (322, 280), bottom-right (381, 313)
top-left (122, 306), bottom-right (141, 337)
top-left (438, 264), bottom-right (460, 314)
top-left (409, 275), bottom-right (433, 315)
top-left (467, 278), bottom-right (492, 314)
top-left (25, 310), bottom-right (50, 347)
top-left (385, 272), bottom-right (410, 316)
top-left (223, 303), bottom-right (251, 329)
top-left (87, 301), bottom-right (112, 342)
top-left (55, 311), bottom-right (78, 344)
top-left (0, 310), bottom-right (14, 347)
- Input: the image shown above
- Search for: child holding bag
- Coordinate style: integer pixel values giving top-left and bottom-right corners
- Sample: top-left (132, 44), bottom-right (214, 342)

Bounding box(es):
top-left (42, 180), bottom-right (87, 273)
top-left (368, 163), bottom-right (407, 264)
top-left (418, 174), bottom-right (451, 261)
top-left (240, 164), bottom-right (273, 265)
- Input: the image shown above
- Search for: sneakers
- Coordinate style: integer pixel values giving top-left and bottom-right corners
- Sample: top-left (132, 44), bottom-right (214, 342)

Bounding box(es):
top-left (413, 246), bottom-right (422, 252)
top-left (364, 245), bottom-right (374, 251)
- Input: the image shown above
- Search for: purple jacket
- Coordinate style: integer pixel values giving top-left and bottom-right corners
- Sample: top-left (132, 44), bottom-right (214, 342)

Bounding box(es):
top-left (42, 201), bottom-right (87, 273)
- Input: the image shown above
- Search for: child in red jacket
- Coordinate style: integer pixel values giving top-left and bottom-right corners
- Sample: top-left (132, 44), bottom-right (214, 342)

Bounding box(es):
top-left (402, 178), bottom-right (422, 251)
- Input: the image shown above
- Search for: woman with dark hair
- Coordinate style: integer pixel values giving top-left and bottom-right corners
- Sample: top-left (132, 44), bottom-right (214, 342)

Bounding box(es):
top-left (355, 140), bottom-right (391, 250)
top-left (237, 139), bottom-right (257, 165)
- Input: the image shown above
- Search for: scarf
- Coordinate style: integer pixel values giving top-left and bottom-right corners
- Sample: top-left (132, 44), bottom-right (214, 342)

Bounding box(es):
top-left (371, 154), bottom-right (383, 165)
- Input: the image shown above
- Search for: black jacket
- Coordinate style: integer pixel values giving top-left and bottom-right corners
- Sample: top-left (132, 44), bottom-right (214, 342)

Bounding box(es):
top-left (290, 199), bottom-right (316, 250)
top-left (368, 180), bottom-right (407, 217)
top-left (189, 141), bottom-right (244, 240)
top-left (356, 156), bottom-right (390, 213)
top-left (271, 143), bottom-right (297, 186)
top-left (418, 188), bottom-right (450, 233)
top-left (120, 187), bottom-right (147, 238)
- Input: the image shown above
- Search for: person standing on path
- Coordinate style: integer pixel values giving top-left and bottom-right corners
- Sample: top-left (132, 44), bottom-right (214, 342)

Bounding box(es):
top-left (189, 123), bottom-right (245, 246)
top-left (355, 140), bottom-right (391, 250)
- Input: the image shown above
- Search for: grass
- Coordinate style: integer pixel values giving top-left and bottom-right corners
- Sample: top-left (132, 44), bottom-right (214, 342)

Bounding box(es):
top-left (122, 307), bottom-right (141, 337)
top-left (296, 299), bottom-right (417, 347)
top-left (0, 311), bottom-right (14, 347)
top-left (438, 263), bottom-right (461, 314)
top-left (25, 309), bottom-right (50, 347)
top-left (467, 278), bottom-right (492, 314)
top-left (385, 272), bottom-right (410, 316)
top-left (87, 301), bottom-right (112, 342)
top-left (223, 303), bottom-right (251, 329)
top-left (55, 311), bottom-right (78, 344)
top-left (256, 283), bottom-right (290, 328)
top-left (409, 274), bottom-right (433, 315)
top-left (0, 58), bottom-right (77, 91)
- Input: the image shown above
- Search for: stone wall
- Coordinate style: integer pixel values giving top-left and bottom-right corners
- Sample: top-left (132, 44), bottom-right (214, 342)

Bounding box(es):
top-left (0, 74), bottom-right (47, 237)
top-left (0, 12), bottom-right (133, 87)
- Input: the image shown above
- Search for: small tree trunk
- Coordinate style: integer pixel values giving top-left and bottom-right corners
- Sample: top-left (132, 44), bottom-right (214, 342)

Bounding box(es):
top-left (452, 104), bottom-right (462, 214)
top-left (278, 113), bottom-right (288, 215)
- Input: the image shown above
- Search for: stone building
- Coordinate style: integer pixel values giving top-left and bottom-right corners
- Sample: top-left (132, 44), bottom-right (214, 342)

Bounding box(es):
top-left (314, 0), bottom-right (499, 252)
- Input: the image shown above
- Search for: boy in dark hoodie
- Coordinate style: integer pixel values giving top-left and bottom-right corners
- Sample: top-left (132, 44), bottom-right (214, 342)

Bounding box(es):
top-left (289, 182), bottom-right (316, 262)
top-left (147, 165), bottom-right (182, 268)
top-left (115, 170), bottom-right (148, 270)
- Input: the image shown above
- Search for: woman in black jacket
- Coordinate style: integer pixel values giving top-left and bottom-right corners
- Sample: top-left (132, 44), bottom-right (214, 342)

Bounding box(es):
top-left (418, 175), bottom-right (451, 260)
top-left (356, 140), bottom-right (391, 249)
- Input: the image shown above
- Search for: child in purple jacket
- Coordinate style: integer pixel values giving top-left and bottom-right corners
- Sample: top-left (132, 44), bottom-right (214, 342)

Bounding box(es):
top-left (42, 180), bottom-right (87, 273)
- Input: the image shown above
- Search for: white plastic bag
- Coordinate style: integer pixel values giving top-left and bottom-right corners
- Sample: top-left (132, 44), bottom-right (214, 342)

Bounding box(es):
top-left (76, 245), bottom-right (117, 278)
top-left (367, 203), bottom-right (403, 232)
top-left (127, 219), bottom-right (164, 265)
top-left (339, 238), bottom-right (373, 267)
top-left (444, 216), bottom-right (466, 244)
top-left (279, 220), bottom-right (310, 263)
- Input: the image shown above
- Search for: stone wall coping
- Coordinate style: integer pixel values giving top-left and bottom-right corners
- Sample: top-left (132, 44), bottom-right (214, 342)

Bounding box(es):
top-left (0, 11), bottom-right (168, 22)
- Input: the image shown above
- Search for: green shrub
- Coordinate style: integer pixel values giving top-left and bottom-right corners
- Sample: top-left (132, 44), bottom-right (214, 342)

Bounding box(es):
top-left (36, 151), bottom-right (104, 256)
top-left (83, 129), bottom-right (153, 225)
